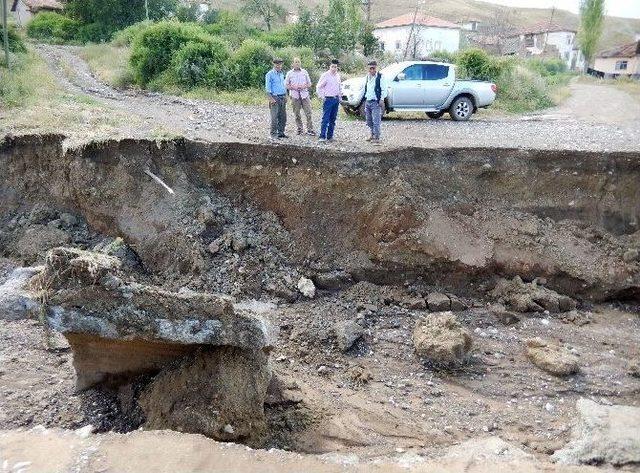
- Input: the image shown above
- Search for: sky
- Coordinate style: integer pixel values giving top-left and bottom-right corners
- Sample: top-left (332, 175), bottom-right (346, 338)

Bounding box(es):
top-left (481, 0), bottom-right (640, 18)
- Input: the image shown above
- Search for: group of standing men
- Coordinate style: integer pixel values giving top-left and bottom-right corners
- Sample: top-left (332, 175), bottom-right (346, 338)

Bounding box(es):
top-left (265, 57), bottom-right (388, 144)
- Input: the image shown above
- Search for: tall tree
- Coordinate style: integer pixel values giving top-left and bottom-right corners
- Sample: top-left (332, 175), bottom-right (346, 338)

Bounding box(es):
top-left (578, 0), bottom-right (605, 71)
top-left (242, 0), bottom-right (286, 31)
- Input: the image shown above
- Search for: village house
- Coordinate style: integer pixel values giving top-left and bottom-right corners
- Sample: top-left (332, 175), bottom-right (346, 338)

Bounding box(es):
top-left (505, 20), bottom-right (584, 70)
top-left (591, 39), bottom-right (640, 79)
top-left (10, 0), bottom-right (63, 26)
top-left (374, 13), bottom-right (461, 59)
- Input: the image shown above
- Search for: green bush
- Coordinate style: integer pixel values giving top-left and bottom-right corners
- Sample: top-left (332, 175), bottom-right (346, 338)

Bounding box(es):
top-left (259, 25), bottom-right (296, 48)
top-left (0, 23), bottom-right (27, 54)
top-left (526, 57), bottom-right (567, 76)
top-left (495, 64), bottom-right (554, 112)
top-left (172, 38), bottom-right (230, 88)
top-left (26, 12), bottom-right (80, 43)
top-left (456, 48), bottom-right (511, 81)
top-left (228, 39), bottom-right (274, 89)
top-left (111, 20), bottom-right (153, 46)
top-left (130, 21), bottom-right (213, 85)
top-left (428, 50), bottom-right (458, 63)
top-left (204, 11), bottom-right (257, 48)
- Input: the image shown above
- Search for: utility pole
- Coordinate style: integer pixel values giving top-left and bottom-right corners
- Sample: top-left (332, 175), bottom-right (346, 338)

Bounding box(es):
top-left (145, 0), bottom-right (149, 21)
top-left (363, 0), bottom-right (372, 22)
top-left (2, 0), bottom-right (9, 69)
top-left (403, 0), bottom-right (422, 60)
top-left (542, 5), bottom-right (556, 53)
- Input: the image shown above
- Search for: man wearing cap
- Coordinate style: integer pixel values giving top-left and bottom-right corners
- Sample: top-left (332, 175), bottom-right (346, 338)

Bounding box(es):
top-left (315, 59), bottom-right (341, 143)
top-left (265, 58), bottom-right (288, 139)
top-left (285, 57), bottom-right (315, 136)
top-left (361, 60), bottom-right (388, 144)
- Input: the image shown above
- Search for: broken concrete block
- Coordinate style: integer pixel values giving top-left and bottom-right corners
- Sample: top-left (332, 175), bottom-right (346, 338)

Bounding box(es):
top-left (490, 277), bottom-right (577, 313)
top-left (40, 248), bottom-right (277, 389)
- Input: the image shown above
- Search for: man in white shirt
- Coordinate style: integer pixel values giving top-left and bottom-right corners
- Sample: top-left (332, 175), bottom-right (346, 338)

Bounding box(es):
top-left (285, 58), bottom-right (315, 135)
top-left (361, 60), bottom-right (388, 144)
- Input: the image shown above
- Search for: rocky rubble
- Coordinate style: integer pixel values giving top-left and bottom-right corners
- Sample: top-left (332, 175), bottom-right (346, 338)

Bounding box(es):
top-left (490, 277), bottom-right (577, 313)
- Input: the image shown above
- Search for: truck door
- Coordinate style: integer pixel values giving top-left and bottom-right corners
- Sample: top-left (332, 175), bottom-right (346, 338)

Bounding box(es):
top-left (422, 64), bottom-right (453, 107)
top-left (390, 64), bottom-right (427, 108)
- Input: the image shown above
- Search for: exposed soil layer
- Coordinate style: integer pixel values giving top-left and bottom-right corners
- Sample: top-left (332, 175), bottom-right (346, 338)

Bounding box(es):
top-left (1, 134), bottom-right (640, 467)
top-left (2, 134), bottom-right (640, 301)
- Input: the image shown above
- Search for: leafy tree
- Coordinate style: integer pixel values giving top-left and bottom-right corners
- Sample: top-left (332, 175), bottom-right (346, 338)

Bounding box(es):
top-left (578, 0), bottom-right (605, 71)
top-left (360, 22), bottom-right (378, 56)
top-left (65, 0), bottom-right (177, 42)
top-left (204, 10), bottom-right (257, 47)
top-left (242, 0), bottom-right (286, 31)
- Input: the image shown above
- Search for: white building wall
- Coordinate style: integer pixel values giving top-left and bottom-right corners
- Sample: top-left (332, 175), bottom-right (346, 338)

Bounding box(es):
top-left (12, 1), bottom-right (34, 27)
top-left (374, 25), bottom-right (460, 58)
top-left (546, 31), bottom-right (577, 68)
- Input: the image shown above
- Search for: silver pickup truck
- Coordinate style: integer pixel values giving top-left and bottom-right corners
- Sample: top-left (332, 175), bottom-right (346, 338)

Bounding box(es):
top-left (340, 60), bottom-right (497, 121)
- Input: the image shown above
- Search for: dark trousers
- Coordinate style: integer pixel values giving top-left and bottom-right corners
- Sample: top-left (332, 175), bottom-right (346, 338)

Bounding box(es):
top-left (269, 95), bottom-right (287, 136)
top-left (320, 96), bottom-right (339, 139)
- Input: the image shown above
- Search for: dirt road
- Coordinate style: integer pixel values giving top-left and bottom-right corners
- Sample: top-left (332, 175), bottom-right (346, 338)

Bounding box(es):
top-left (30, 45), bottom-right (640, 152)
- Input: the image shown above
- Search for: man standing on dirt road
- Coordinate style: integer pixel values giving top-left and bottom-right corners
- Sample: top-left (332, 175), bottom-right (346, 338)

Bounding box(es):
top-left (285, 57), bottom-right (315, 136)
top-left (361, 60), bottom-right (388, 145)
top-left (316, 59), bottom-right (341, 143)
top-left (265, 58), bottom-right (288, 140)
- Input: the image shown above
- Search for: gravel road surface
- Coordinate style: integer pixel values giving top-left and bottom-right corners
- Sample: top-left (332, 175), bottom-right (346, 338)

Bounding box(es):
top-left (26, 45), bottom-right (640, 152)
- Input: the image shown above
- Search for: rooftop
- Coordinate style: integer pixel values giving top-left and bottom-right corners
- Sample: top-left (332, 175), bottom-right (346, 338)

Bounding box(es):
top-left (375, 13), bottom-right (460, 30)
top-left (508, 20), bottom-right (576, 36)
top-left (598, 40), bottom-right (640, 58)
top-left (11, 0), bottom-right (63, 12)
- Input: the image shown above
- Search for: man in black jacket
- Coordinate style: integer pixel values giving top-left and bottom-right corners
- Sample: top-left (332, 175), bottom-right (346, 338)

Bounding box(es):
top-left (361, 60), bottom-right (388, 144)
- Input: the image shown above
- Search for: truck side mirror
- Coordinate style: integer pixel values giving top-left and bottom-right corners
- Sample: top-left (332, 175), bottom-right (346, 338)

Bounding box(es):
top-left (396, 73), bottom-right (406, 81)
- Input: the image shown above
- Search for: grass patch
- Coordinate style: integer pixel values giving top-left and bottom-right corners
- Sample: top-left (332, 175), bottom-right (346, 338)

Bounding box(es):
top-left (1, 51), bottom-right (59, 108)
top-left (79, 43), bottom-right (134, 88)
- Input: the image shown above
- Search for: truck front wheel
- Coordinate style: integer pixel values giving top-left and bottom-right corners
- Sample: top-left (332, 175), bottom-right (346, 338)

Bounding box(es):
top-left (449, 96), bottom-right (474, 121)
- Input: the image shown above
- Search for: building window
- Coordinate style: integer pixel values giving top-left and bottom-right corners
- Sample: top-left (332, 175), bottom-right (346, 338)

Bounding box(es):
top-left (615, 61), bottom-right (628, 70)
top-left (524, 34), bottom-right (534, 47)
top-left (395, 40), bottom-right (402, 50)
top-left (379, 42), bottom-right (385, 51)
top-left (567, 34), bottom-right (572, 45)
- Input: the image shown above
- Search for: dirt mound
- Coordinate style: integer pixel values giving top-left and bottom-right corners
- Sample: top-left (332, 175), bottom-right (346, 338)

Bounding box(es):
top-left (139, 347), bottom-right (271, 442)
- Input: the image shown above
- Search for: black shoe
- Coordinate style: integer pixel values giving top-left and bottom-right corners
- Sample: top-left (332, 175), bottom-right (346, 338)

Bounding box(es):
top-left (278, 134), bottom-right (289, 139)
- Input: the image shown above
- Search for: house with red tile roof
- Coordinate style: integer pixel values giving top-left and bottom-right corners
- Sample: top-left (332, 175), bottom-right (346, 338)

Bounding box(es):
top-left (373, 13), bottom-right (461, 59)
top-left (592, 40), bottom-right (640, 79)
top-left (10, 0), bottom-right (63, 26)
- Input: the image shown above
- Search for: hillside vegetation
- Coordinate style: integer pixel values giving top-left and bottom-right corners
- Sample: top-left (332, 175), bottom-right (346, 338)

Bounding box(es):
top-left (215, 0), bottom-right (640, 50)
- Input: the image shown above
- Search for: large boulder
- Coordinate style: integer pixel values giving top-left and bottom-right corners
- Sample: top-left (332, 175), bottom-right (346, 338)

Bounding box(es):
top-left (525, 338), bottom-right (579, 377)
top-left (413, 312), bottom-right (472, 365)
top-left (551, 399), bottom-right (640, 467)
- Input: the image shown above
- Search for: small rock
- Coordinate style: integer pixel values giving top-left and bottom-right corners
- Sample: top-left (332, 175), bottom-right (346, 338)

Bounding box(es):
top-left (223, 424), bottom-right (235, 434)
top-left (525, 337), bottom-right (579, 376)
top-left (59, 212), bottom-right (78, 227)
top-left (317, 365), bottom-right (330, 375)
top-left (297, 277), bottom-right (316, 298)
top-left (231, 234), bottom-right (248, 253)
top-left (399, 296), bottom-right (427, 310)
top-left (488, 303), bottom-right (520, 325)
top-left (313, 271), bottom-right (353, 290)
top-left (448, 294), bottom-right (468, 311)
top-left (427, 292), bottom-right (451, 312)
top-left (627, 358), bottom-right (640, 378)
top-left (333, 320), bottom-right (364, 352)
top-left (207, 241), bottom-right (220, 255)
top-left (75, 425), bottom-right (94, 438)
top-left (623, 248), bottom-right (639, 263)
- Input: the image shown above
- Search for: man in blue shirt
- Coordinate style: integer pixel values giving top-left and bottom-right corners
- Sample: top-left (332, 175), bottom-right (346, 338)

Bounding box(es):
top-left (265, 58), bottom-right (288, 140)
top-left (361, 60), bottom-right (388, 144)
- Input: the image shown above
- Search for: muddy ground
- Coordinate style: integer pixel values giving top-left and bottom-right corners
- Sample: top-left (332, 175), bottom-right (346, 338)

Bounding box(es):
top-left (1, 134), bottom-right (639, 471)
